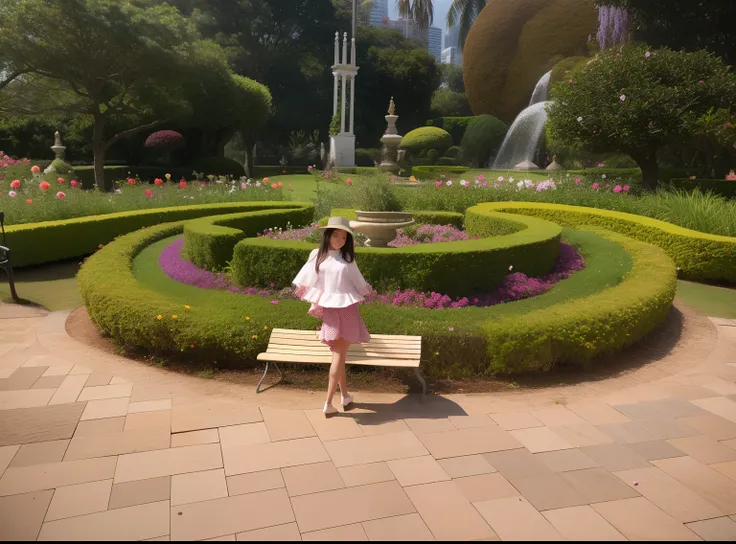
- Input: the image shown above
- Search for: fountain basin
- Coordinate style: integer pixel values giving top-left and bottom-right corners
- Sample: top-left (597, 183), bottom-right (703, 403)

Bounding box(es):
top-left (350, 211), bottom-right (414, 247)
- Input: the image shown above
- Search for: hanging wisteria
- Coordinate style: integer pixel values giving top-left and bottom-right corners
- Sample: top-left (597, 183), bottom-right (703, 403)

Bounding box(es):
top-left (596, 4), bottom-right (629, 50)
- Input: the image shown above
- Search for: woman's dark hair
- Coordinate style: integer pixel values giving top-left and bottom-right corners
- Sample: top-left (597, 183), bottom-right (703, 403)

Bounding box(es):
top-left (315, 228), bottom-right (354, 273)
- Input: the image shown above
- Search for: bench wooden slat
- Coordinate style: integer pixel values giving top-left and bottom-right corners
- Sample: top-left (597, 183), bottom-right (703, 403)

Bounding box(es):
top-left (271, 328), bottom-right (421, 342)
top-left (267, 339), bottom-right (421, 352)
top-left (257, 352), bottom-right (420, 367)
top-left (263, 347), bottom-right (421, 359)
top-left (268, 333), bottom-right (421, 347)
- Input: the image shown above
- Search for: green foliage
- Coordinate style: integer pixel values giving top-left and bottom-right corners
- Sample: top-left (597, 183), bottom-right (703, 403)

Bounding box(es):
top-left (329, 111), bottom-right (341, 137)
top-left (460, 114), bottom-right (508, 167)
top-left (183, 204), bottom-right (314, 271)
top-left (439, 64), bottom-right (465, 92)
top-left (232, 210), bottom-right (561, 296)
top-left (547, 43), bottom-right (736, 189)
top-left (352, 174), bottom-right (403, 212)
top-left (427, 149), bottom-right (440, 164)
top-left (437, 157), bottom-right (460, 166)
top-left (426, 117), bottom-right (474, 145)
top-left (355, 148), bottom-right (378, 167)
top-left (411, 165), bottom-right (470, 179)
top-left (400, 127), bottom-right (453, 151)
top-left (548, 55), bottom-right (588, 92)
top-left (191, 157), bottom-right (245, 177)
top-left (430, 90), bottom-right (473, 117)
top-left (668, 179), bottom-right (736, 200)
top-left (445, 145), bottom-right (461, 159)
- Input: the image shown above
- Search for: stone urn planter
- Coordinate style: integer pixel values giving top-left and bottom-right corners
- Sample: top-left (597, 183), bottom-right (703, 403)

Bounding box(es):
top-left (350, 211), bottom-right (414, 247)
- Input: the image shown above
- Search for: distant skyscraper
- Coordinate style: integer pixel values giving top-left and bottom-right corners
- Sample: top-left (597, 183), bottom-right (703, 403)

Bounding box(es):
top-left (441, 46), bottom-right (462, 66)
top-left (369, 0), bottom-right (389, 26)
top-left (444, 24), bottom-right (460, 50)
top-left (428, 27), bottom-right (442, 63)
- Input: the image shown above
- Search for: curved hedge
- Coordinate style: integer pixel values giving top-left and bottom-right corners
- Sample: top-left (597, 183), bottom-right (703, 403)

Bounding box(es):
top-left (183, 205), bottom-right (314, 271)
top-left (400, 127), bottom-right (454, 151)
top-left (5, 201), bottom-right (308, 268)
top-left (477, 202), bottom-right (736, 283)
top-left (231, 209), bottom-right (562, 297)
top-left (79, 215), bottom-right (674, 375)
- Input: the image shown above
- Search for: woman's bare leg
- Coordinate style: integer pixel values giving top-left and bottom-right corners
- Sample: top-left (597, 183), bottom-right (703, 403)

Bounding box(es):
top-left (338, 342), bottom-right (350, 400)
top-left (326, 339), bottom-right (349, 406)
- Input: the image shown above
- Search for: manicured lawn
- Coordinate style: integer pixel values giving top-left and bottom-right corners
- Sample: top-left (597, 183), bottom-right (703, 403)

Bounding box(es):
top-left (0, 261), bottom-right (81, 311)
top-left (675, 280), bottom-right (736, 319)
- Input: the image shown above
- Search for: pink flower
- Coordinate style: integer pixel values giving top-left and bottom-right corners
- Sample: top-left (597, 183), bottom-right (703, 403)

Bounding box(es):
top-left (346, 178), bottom-right (352, 185)
top-left (57, 177), bottom-right (64, 184)
top-left (435, 181), bottom-right (442, 188)
top-left (482, 181), bottom-right (488, 187)
top-left (619, 94), bottom-right (626, 101)
top-left (623, 185), bottom-right (630, 192)
top-left (613, 185), bottom-right (622, 193)
top-left (605, 184), bottom-right (610, 189)
top-left (645, 51), bottom-right (651, 57)
top-left (70, 179), bottom-right (79, 187)
top-left (31, 165), bottom-right (40, 174)
top-left (568, 79), bottom-right (573, 83)
top-left (698, 80), bottom-right (704, 84)
top-left (127, 177), bottom-right (136, 185)
top-left (493, 183), bottom-right (499, 189)
top-left (271, 183), bottom-right (278, 189)
top-left (726, 170), bottom-right (736, 180)
top-left (592, 182), bottom-right (599, 190)
top-left (56, 191), bottom-right (66, 199)
top-left (179, 180), bottom-right (187, 188)
top-left (241, 183), bottom-right (247, 190)
top-left (145, 189), bottom-right (153, 197)
top-left (574, 177), bottom-right (581, 184)
top-left (448, 327), bottom-right (454, 331)
top-left (270, 300), bottom-right (279, 305)
top-left (10, 179), bottom-right (20, 189)
top-left (8, 190), bottom-right (16, 197)
top-left (26, 199), bottom-right (32, 204)
top-left (39, 181), bottom-right (50, 191)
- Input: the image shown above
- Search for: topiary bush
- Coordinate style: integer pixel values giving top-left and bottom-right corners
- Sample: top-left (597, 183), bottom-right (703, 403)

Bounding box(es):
top-left (400, 127), bottom-right (453, 152)
top-left (437, 157), bottom-right (460, 166)
top-left (355, 148), bottom-right (379, 167)
top-left (144, 130), bottom-right (185, 151)
top-left (191, 157), bottom-right (245, 177)
top-left (445, 146), bottom-right (461, 159)
top-left (461, 115), bottom-right (509, 167)
top-left (427, 149), bottom-right (440, 164)
top-left (426, 117), bottom-right (474, 145)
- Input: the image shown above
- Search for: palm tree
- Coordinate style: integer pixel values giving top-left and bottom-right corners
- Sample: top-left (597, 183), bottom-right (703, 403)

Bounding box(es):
top-left (396, 0), bottom-right (434, 31)
top-left (447, 0), bottom-right (486, 51)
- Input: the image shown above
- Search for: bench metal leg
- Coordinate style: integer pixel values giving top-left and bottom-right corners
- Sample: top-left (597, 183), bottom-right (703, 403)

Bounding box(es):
top-left (414, 368), bottom-right (427, 397)
top-left (256, 362), bottom-right (282, 394)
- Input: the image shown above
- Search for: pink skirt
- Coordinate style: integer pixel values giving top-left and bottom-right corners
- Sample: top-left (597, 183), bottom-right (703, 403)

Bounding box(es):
top-left (317, 303), bottom-right (371, 351)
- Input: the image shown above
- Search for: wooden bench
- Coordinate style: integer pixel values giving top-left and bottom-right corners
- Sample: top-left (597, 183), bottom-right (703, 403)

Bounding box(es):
top-left (256, 328), bottom-right (426, 396)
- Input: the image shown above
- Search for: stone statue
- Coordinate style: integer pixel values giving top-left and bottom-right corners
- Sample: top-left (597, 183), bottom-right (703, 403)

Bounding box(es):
top-left (54, 131), bottom-right (62, 147)
top-left (388, 97), bottom-right (396, 116)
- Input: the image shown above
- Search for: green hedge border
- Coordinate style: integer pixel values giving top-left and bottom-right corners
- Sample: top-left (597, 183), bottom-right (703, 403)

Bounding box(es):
top-left (412, 165), bottom-right (471, 180)
top-left (668, 178), bottom-right (736, 199)
top-left (476, 202), bottom-right (736, 284)
top-left (6, 201), bottom-right (309, 268)
top-left (78, 210), bottom-right (674, 375)
top-left (230, 207), bottom-right (562, 297)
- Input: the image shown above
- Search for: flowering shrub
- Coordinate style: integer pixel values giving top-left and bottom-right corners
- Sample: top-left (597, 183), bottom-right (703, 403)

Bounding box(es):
top-left (144, 130), bottom-right (185, 150)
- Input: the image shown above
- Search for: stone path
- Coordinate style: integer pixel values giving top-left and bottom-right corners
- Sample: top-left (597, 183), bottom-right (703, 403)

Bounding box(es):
top-left (2, 303), bottom-right (736, 541)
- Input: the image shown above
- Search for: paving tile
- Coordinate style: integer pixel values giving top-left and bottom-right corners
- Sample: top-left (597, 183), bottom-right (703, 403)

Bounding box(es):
top-left (282, 461), bottom-right (345, 496)
top-left (223, 436), bottom-right (329, 475)
top-left (0, 366), bottom-right (46, 391)
top-left (542, 505), bottom-right (626, 541)
top-left (403, 481), bottom-right (496, 541)
top-left (226, 469), bottom-right (284, 496)
top-left (304, 409), bottom-right (364, 441)
top-left (417, 426), bottom-right (522, 459)
top-left (512, 473), bottom-right (589, 511)
top-left (48, 374), bottom-right (89, 405)
top-left (534, 449), bottom-right (599, 472)
top-left (686, 516), bottom-right (736, 541)
top-left (109, 476), bottom-right (171, 510)
top-left (337, 462), bottom-right (396, 487)
top-left (548, 422), bottom-right (615, 447)
top-left (453, 473), bottom-right (519, 502)
top-left (32, 375), bottom-right (65, 389)
top-left (580, 443), bottom-right (652, 471)
top-left (325, 431), bottom-right (428, 468)
top-left (626, 440), bottom-right (685, 461)
top-left (437, 454), bottom-right (496, 478)
top-left (124, 410), bottom-right (171, 432)
top-left (353, 414), bottom-right (410, 436)
top-left (302, 523), bottom-right (368, 540)
top-left (174, 488), bottom-right (293, 540)
top-left (403, 417), bottom-right (455, 434)
top-left (692, 397), bottom-right (736, 424)
top-left (712, 461), bottom-right (736, 483)
top-left (591, 497), bottom-right (700, 541)
top-left (0, 401), bottom-right (85, 447)
top-left (509, 426), bottom-right (574, 453)
top-left (73, 416), bottom-right (125, 438)
top-left (613, 402), bottom-right (663, 420)
top-left (488, 411), bottom-right (543, 430)
top-left (596, 421), bottom-right (656, 444)
top-left (45, 479), bottom-right (113, 521)
top-left (565, 400), bottom-right (631, 425)
top-left (114, 443), bottom-right (222, 484)
top-left (635, 418), bottom-right (701, 440)
top-left (474, 496), bottom-right (561, 541)
top-left (171, 401), bottom-right (262, 433)
top-left (109, 376), bottom-right (131, 385)
top-left (645, 398), bottom-right (711, 419)
top-left (38, 499), bottom-right (170, 541)
top-left (678, 414), bottom-right (736, 441)
top-left (64, 428), bottom-right (170, 461)
top-left (559, 467), bottom-right (641, 504)
top-left (361, 512), bottom-right (435, 541)
top-left (704, 378), bottom-right (736, 396)
top-left (484, 448), bottom-right (555, 481)
top-left (83, 372), bottom-right (113, 387)
top-left (0, 444), bottom-right (20, 477)
top-left (78, 383), bottom-right (133, 402)
top-left (171, 468), bottom-right (228, 506)
top-left (218, 422), bottom-right (270, 448)
top-left (128, 399), bottom-right (172, 414)
top-left (0, 490), bottom-right (53, 540)
top-left (449, 414), bottom-right (497, 429)
top-left (531, 405), bottom-right (586, 427)
top-left (0, 456), bottom-right (117, 496)
top-left (613, 466), bottom-right (724, 522)
top-left (171, 428), bottom-right (220, 447)
top-left (235, 522), bottom-right (301, 541)
top-left (204, 536), bottom-right (235, 542)
top-left (668, 435), bottom-right (736, 464)
top-left (654, 456), bottom-right (736, 515)
top-left (81, 397), bottom-right (130, 421)
top-left (0, 388), bottom-right (55, 410)
top-left (10, 439), bottom-right (69, 468)
top-left (261, 407), bottom-right (316, 442)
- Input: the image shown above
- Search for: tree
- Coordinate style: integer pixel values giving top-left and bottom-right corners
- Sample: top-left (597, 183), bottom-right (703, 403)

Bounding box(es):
top-left (439, 64), bottom-right (465, 92)
top-left (0, 0), bottom-right (228, 190)
top-left (397, 0), bottom-right (434, 31)
top-left (547, 43), bottom-right (736, 189)
top-left (446, 0), bottom-right (485, 51)
top-left (431, 90), bottom-right (472, 117)
top-left (595, 1), bottom-right (736, 66)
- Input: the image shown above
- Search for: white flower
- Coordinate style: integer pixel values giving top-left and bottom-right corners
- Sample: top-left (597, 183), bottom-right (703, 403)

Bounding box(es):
top-left (620, 94), bottom-right (626, 101)
top-left (509, 265), bottom-right (513, 271)
top-left (446, 180), bottom-right (453, 187)
top-left (517, 181), bottom-right (524, 189)
top-left (602, 174), bottom-right (607, 179)
top-left (509, 177), bottom-right (515, 183)
top-left (577, 116), bottom-right (583, 122)
top-left (497, 176), bottom-right (504, 182)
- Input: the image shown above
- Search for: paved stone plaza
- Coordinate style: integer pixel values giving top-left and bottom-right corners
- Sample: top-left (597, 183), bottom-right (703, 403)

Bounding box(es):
top-left (2, 303), bottom-right (736, 540)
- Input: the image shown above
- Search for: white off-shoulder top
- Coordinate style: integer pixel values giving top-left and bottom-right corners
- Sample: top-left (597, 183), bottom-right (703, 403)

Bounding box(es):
top-left (292, 248), bottom-right (372, 311)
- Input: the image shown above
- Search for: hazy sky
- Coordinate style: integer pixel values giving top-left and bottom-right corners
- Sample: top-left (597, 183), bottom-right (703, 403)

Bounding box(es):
top-left (387, 0), bottom-right (454, 33)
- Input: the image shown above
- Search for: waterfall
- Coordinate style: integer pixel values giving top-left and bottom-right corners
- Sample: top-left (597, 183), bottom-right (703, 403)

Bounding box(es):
top-left (529, 70), bottom-right (552, 106)
top-left (492, 101), bottom-right (550, 170)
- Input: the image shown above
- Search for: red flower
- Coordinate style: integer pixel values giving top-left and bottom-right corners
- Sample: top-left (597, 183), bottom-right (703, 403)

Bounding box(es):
top-left (271, 183), bottom-right (278, 189)
top-left (57, 177), bottom-right (65, 184)
top-left (127, 178), bottom-right (136, 185)
top-left (10, 180), bottom-right (20, 189)
top-left (179, 180), bottom-right (187, 188)
top-left (39, 181), bottom-right (51, 191)
top-left (31, 165), bottom-right (40, 174)
top-left (277, 182), bottom-right (283, 188)
top-left (145, 189), bottom-right (153, 197)
top-left (56, 191), bottom-right (66, 199)
top-left (154, 178), bottom-right (163, 186)
top-left (70, 179), bottom-right (79, 187)
top-left (26, 199), bottom-right (32, 204)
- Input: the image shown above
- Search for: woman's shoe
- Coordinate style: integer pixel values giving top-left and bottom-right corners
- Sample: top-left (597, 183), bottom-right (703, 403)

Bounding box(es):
top-left (323, 403), bottom-right (338, 417)
top-left (341, 394), bottom-right (354, 409)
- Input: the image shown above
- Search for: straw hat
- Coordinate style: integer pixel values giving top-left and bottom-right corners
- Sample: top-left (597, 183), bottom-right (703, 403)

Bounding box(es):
top-left (318, 216), bottom-right (355, 236)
